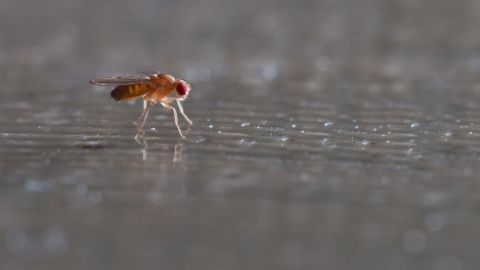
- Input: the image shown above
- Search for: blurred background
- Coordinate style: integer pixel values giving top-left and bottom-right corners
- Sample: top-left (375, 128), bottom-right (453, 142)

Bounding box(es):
top-left (1, 0), bottom-right (480, 269)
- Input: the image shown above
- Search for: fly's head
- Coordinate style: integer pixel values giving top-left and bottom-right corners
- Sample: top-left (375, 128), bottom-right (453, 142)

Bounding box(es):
top-left (175, 79), bottom-right (191, 98)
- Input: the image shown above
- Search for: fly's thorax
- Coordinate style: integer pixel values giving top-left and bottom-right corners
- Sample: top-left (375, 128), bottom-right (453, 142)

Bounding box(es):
top-left (145, 74), bottom-right (191, 102)
top-left (143, 87), bottom-right (176, 103)
top-left (152, 74), bottom-right (176, 88)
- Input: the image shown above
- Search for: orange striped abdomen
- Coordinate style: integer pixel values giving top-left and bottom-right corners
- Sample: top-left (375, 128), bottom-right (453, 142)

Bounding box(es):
top-left (110, 84), bottom-right (152, 101)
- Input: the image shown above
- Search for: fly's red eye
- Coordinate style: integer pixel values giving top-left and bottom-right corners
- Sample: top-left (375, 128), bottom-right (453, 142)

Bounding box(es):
top-left (176, 82), bottom-right (188, 96)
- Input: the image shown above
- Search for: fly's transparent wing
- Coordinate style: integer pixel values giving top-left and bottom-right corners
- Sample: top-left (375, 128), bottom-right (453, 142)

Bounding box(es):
top-left (89, 75), bottom-right (151, 86)
top-left (139, 71), bottom-right (162, 77)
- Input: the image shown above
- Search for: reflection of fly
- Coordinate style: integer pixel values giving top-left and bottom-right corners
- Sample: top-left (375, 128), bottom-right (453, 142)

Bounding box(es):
top-left (90, 72), bottom-right (193, 139)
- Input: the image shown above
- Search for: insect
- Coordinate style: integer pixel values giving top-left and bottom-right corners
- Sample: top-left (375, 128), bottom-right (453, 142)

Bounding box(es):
top-left (90, 72), bottom-right (193, 139)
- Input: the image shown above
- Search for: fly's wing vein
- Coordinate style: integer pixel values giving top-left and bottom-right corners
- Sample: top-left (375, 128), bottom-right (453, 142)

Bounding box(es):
top-left (89, 75), bottom-right (151, 86)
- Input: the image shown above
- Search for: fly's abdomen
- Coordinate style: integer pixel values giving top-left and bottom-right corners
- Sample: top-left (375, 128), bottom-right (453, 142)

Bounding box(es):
top-left (110, 84), bottom-right (151, 101)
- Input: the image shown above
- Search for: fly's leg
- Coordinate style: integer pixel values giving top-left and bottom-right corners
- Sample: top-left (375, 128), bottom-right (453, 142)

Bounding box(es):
top-left (176, 100), bottom-right (193, 126)
top-left (135, 100), bottom-right (150, 126)
top-left (161, 102), bottom-right (185, 139)
top-left (135, 101), bottom-right (152, 140)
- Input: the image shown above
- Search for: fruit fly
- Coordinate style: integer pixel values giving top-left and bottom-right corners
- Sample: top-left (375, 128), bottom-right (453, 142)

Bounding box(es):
top-left (90, 72), bottom-right (193, 139)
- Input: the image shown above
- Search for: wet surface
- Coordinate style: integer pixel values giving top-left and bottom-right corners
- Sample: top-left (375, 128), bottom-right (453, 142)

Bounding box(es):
top-left (1, 0), bottom-right (480, 269)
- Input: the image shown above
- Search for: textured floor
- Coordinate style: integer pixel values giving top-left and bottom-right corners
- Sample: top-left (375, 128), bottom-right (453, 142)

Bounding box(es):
top-left (1, 0), bottom-right (480, 269)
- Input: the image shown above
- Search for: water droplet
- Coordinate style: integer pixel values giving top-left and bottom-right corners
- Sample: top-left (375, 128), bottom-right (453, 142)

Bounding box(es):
top-left (88, 191), bottom-right (103, 204)
top-left (77, 141), bottom-right (107, 150)
top-left (324, 121), bottom-right (333, 127)
top-left (410, 122), bottom-right (420, 128)
top-left (359, 139), bottom-right (370, 146)
top-left (425, 213), bottom-right (445, 232)
top-left (315, 56), bottom-right (331, 71)
top-left (4, 229), bottom-right (27, 252)
top-left (320, 138), bottom-right (336, 149)
top-left (240, 122), bottom-right (250, 127)
top-left (238, 138), bottom-right (257, 146)
top-left (262, 63), bottom-right (278, 81)
top-left (444, 131), bottom-right (453, 137)
top-left (217, 130), bottom-right (222, 134)
top-left (291, 124), bottom-right (297, 128)
top-left (275, 136), bottom-right (289, 143)
top-left (43, 227), bottom-right (69, 254)
top-left (24, 179), bottom-right (52, 193)
top-left (189, 136), bottom-right (206, 143)
top-left (422, 191), bottom-right (448, 206)
top-left (434, 256), bottom-right (464, 270)
top-left (75, 183), bottom-right (88, 196)
top-left (147, 191), bottom-right (163, 204)
top-left (300, 173), bottom-right (312, 182)
top-left (402, 230), bottom-right (427, 254)
top-left (208, 124), bottom-right (214, 129)
top-left (60, 176), bottom-right (76, 185)
top-left (407, 147), bottom-right (422, 158)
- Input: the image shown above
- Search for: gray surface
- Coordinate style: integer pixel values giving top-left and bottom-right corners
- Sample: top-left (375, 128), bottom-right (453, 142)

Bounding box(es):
top-left (1, 0), bottom-right (480, 269)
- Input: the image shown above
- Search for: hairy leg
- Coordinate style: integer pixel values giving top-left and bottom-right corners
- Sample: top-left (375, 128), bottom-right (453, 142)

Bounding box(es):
top-left (176, 100), bottom-right (193, 126)
top-left (161, 102), bottom-right (185, 138)
top-left (135, 101), bottom-right (152, 140)
top-left (135, 100), bottom-right (150, 126)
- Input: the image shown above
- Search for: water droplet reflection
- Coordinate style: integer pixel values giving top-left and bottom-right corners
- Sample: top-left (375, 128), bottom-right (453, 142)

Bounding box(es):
top-left (24, 179), bottom-right (52, 193)
top-left (402, 230), bottom-right (427, 254)
top-left (238, 138), bottom-right (257, 146)
top-left (4, 227), bottom-right (69, 257)
top-left (410, 122), bottom-right (420, 128)
top-left (434, 256), bottom-right (464, 270)
top-left (5, 229), bottom-right (27, 252)
top-left (42, 227), bottom-right (69, 255)
top-left (75, 183), bottom-right (88, 196)
top-left (425, 213), bottom-right (445, 232)
top-left (359, 139), bottom-right (370, 146)
top-left (87, 191), bottom-right (103, 205)
top-left (275, 136), bottom-right (290, 143)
